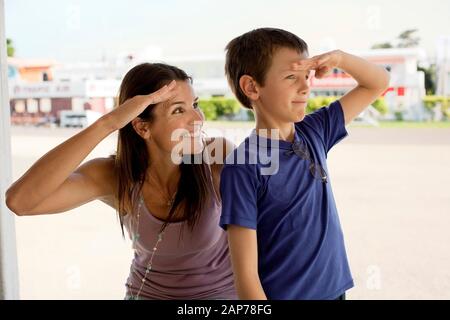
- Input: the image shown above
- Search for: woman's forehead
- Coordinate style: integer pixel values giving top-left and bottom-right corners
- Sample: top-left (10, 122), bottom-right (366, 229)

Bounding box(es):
top-left (171, 80), bottom-right (195, 97)
top-left (159, 81), bottom-right (196, 108)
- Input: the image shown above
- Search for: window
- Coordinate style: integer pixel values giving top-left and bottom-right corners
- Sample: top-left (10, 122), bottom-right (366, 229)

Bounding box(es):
top-left (40, 98), bottom-right (52, 113)
top-left (26, 99), bottom-right (38, 113)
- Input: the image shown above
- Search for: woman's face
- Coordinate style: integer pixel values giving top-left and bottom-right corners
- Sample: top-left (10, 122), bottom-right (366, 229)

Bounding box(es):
top-left (147, 80), bottom-right (205, 157)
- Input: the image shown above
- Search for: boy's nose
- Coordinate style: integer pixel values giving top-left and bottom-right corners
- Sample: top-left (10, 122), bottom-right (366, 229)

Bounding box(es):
top-left (298, 80), bottom-right (310, 95)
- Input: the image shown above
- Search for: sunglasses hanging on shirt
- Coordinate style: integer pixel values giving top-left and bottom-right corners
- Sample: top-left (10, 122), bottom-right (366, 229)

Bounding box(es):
top-left (284, 140), bottom-right (328, 184)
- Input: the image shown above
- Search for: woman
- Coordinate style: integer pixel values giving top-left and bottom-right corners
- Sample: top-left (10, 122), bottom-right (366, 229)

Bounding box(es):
top-left (5, 63), bottom-right (237, 300)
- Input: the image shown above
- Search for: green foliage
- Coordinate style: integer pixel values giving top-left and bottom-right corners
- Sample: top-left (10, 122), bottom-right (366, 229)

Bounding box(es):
top-left (423, 96), bottom-right (450, 119)
top-left (247, 109), bottom-right (255, 121)
top-left (306, 96), bottom-right (339, 114)
top-left (198, 97), bottom-right (241, 121)
top-left (213, 98), bottom-right (241, 118)
top-left (371, 42), bottom-right (393, 49)
top-left (417, 65), bottom-right (436, 95)
top-left (198, 99), bottom-right (218, 120)
top-left (372, 97), bottom-right (389, 115)
top-left (6, 38), bottom-right (15, 57)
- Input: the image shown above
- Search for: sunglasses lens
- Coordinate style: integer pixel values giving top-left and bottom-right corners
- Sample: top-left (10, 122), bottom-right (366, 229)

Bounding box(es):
top-left (293, 142), bottom-right (309, 159)
top-left (310, 164), bottom-right (327, 182)
top-left (292, 141), bottom-right (327, 183)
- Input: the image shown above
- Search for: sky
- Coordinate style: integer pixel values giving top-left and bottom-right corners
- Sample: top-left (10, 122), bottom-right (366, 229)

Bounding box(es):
top-left (4, 0), bottom-right (450, 63)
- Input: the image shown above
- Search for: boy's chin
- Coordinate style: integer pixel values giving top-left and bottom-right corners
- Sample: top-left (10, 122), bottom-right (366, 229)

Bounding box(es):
top-left (291, 112), bottom-right (306, 123)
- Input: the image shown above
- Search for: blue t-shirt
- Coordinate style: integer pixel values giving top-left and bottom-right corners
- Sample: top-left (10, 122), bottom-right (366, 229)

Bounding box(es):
top-left (219, 100), bottom-right (354, 300)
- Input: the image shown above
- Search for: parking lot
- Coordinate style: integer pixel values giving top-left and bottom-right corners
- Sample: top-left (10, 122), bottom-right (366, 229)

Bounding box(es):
top-left (9, 124), bottom-right (450, 299)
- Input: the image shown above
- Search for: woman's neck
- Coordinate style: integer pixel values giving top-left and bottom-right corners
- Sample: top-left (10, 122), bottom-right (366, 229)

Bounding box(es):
top-left (146, 148), bottom-right (181, 194)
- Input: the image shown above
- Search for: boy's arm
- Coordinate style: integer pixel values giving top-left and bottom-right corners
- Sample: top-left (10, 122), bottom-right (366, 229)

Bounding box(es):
top-left (227, 225), bottom-right (267, 300)
top-left (336, 50), bottom-right (391, 125)
top-left (293, 50), bottom-right (390, 125)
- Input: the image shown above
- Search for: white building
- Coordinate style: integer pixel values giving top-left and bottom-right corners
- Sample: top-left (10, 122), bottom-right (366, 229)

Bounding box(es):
top-left (169, 49), bottom-right (427, 121)
top-left (7, 47), bottom-right (427, 123)
top-left (436, 36), bottom-right (450, 97)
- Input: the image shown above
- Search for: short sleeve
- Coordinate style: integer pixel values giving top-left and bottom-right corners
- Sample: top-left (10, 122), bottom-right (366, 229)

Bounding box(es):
top-left (219, 165), bottom-right (258, 230)
top-left (300, 100), bottom-right (348, 153)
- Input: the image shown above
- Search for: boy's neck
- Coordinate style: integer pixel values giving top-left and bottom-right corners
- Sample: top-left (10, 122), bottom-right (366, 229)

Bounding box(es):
top-left (255, 117), bottom-right (296, 143)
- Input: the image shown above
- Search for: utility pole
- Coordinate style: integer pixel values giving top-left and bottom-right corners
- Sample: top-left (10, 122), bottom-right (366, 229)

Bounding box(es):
top-left (0, 0), bottom-right (20, 300)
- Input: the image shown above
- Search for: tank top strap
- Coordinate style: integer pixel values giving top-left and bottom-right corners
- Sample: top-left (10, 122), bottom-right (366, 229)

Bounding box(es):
top-left (202, 145), bottom-right (221, 205)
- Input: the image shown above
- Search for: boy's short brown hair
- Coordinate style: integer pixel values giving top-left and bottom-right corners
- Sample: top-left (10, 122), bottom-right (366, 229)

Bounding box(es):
top-left (225, 28), bottom-right (308, 109)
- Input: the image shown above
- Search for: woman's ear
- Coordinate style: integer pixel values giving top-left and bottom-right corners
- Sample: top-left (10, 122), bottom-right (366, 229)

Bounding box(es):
top-left (131, 118), bottom-right (151, 140)
top-left (239, 75), bottom-right (260, 102)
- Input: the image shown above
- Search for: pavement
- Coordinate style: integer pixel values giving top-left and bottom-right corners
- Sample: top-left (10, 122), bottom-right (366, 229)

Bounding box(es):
top-left (8, 125), bottom-right (450, 299)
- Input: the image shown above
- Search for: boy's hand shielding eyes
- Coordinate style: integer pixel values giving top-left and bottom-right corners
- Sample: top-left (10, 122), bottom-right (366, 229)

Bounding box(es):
top-left (291, 50), bottom-right (343, 79)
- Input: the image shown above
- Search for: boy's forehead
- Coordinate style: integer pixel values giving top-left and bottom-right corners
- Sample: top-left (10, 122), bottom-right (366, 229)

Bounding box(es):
top-left (272, 47), bottom-right (309, 71)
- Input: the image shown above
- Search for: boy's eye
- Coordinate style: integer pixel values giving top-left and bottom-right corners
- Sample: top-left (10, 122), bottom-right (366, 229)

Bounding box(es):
top-left (286, 74), bottom-right (296, 80)
top-left (193, 102), bottom-right (199, 109)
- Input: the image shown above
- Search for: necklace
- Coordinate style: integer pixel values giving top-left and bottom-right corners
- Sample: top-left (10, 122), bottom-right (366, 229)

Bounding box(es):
top-left (126, 195), bottom-right (165, 300)
top-left (164, 191), bottom-right (176, 208)
top-left (146, 171), bottom-right (177, 208)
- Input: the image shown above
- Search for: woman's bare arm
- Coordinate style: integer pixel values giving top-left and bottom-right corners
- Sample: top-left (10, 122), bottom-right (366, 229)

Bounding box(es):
top-left (5, 81), bottom-right (177, 216)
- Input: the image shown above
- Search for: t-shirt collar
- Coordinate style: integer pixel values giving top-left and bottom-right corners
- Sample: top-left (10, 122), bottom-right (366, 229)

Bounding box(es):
top-left (248, 127), bottom-right (300, 150)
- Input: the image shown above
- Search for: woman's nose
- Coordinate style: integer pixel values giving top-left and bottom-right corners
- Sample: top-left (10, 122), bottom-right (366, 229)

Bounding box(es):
top-left (190, 107), bottom-right (204, 125)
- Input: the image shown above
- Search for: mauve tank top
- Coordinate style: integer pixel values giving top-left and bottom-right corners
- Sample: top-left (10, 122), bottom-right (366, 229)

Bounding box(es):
top-left (122, 165), bottom-right (237, 300)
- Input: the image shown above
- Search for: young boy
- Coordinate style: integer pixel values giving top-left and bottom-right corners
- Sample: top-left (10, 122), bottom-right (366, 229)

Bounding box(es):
top-left (219, 28), bottom-right (390, 300)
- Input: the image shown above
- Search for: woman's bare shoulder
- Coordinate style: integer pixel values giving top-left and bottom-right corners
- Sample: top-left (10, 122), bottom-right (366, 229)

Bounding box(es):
top-left (77, 156), bottom-right (117, 208)
top-left (204, 136), bottom-right (236, 175)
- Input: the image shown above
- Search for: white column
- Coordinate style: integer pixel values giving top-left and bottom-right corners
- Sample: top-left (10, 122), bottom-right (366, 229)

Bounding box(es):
top-left (0, 0), bottom-right (20, 300)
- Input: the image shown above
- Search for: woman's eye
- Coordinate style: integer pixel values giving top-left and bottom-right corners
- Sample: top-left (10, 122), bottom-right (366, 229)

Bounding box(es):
top-left (193, 102), bottom-right (199, 109)
top-left (286, 75), bottom-right (296, 80)
top-left (172, 107), bottom-right (184, 114)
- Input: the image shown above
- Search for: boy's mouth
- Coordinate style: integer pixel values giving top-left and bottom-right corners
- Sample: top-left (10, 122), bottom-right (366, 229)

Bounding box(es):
top-left (292, 100), bottom-right (307, 104)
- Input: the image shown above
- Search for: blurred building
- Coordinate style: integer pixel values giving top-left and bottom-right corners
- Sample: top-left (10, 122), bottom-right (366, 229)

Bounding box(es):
top-left (436, 36), bottom-right (450, 97)
top-left (312, 48), bottom-right (427, 121)
top-left (165, 49), bottom-right (427, 120)
top-left (7, 47), bottom-right (427, 125)
top-left (8, 58), bottom-right (119, 126)
top-left (7, 57), bottom-right (56, 82)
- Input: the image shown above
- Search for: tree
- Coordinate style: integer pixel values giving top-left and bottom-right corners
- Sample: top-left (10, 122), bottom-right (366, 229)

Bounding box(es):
top-left (371, 42), bottom-right (393, 49)
top-left (397, 29), bottom-right (420, 48)
top-left (6, 38), bottom-right (15, 57)
top-left (417, 64), bottom-right (437, 95)
top-left (371, 29), bottom-right (420, 50)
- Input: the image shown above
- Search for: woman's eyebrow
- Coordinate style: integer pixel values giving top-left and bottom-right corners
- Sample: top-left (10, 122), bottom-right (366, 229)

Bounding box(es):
top-left (169, 101), bottom-right (185, 106)
top-left (168, 97), bottom-right (199, 106)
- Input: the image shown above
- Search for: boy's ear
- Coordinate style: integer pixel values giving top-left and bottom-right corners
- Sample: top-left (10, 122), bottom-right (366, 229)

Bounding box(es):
top-left (239, 75), bottom-right (260, 101)
top-left (131, 118), bottom-right (152, 140)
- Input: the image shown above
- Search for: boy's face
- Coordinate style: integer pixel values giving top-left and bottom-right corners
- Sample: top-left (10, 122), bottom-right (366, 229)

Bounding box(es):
top-left (256, 47), bottom-right (311, 124)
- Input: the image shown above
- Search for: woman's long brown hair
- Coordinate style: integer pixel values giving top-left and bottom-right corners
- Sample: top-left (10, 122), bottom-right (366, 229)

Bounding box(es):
top-left (111, 63), bottom-right (210, 236)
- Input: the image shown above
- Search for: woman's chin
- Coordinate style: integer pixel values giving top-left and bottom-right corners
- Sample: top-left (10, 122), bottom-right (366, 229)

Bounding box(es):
top-left (181, 138), bottom-right (204, 155)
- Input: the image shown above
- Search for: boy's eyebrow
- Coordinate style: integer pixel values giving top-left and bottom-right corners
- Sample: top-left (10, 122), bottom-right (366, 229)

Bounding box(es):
top-left (281, 67), bottom-right (311, 73)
